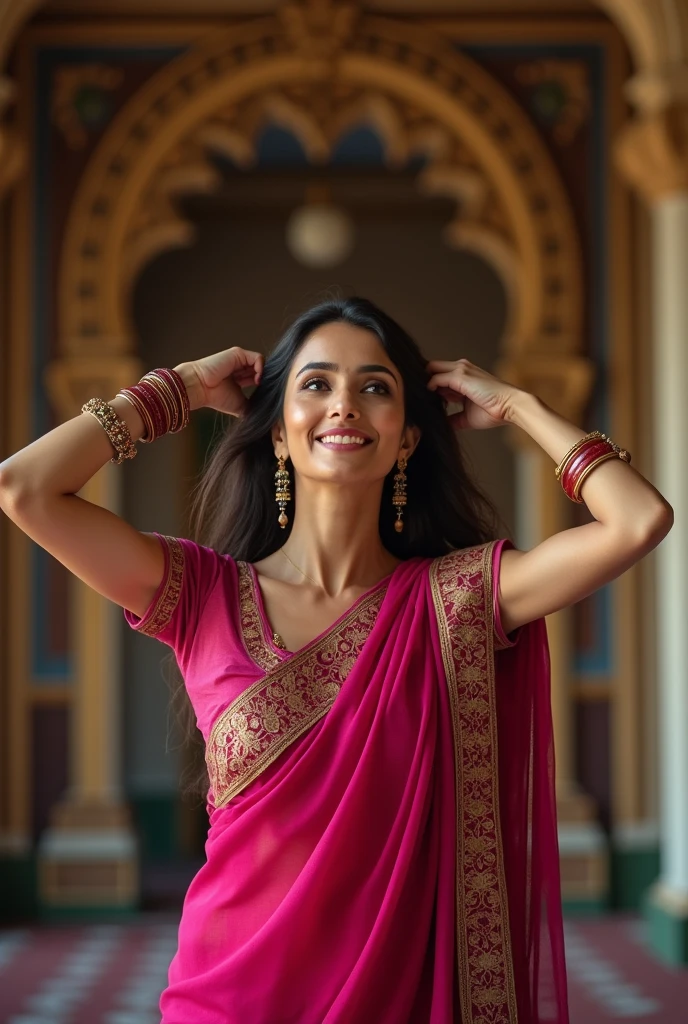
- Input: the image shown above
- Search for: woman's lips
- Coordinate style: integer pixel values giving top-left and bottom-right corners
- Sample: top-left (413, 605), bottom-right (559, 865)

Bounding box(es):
top-left (315, 437), bottom-right (372, 452)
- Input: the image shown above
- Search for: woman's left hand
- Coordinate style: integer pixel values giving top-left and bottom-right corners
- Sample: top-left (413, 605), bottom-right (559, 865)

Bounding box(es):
top-left (426, 358), bottom-right (523, 431)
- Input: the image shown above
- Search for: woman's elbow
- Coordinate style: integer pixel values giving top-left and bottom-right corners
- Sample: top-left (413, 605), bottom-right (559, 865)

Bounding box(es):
top-left (632, 502), bottom-right (674, 552)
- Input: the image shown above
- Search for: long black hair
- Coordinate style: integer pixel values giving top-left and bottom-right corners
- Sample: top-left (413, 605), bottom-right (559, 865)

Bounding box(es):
top-left (171, 295), bottom-right (502, 796)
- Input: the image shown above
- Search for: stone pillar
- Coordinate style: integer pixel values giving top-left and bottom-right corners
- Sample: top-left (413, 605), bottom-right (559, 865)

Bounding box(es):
top-left (500, 353), bottom-right (608, 908)
top-left (616, 105), bottom-right (688, 963)
top-left (37, 355), bottom-right (143, 916)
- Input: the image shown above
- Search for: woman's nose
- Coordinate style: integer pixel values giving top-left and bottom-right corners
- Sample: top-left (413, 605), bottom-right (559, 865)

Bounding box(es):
top-left (328, 386), bottom-right (360, 419)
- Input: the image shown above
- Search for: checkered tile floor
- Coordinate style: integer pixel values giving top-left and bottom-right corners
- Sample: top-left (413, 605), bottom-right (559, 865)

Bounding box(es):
top-left (0, 914), bottom-right (686, 1022)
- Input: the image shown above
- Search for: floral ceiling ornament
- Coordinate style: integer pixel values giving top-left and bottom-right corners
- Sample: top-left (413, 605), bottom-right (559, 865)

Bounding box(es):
top-left (52, 64), bottom-right (124, 150)
top-left (279, 0), bottom-right (360, 77)
top-left (516, 59), bottom-right (590, 145)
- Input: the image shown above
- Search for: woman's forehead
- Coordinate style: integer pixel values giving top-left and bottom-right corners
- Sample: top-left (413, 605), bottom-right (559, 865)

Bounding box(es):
top-left (296, 322), bottom-right (389, 364)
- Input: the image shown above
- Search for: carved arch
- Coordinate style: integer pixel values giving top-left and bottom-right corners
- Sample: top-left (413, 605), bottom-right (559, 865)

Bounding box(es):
top-left (56, 6), bottom-right (586, 391)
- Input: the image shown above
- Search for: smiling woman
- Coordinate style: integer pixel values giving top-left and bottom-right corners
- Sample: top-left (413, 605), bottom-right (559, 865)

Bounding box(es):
top-left (0, 295), bottom-right (671, 1023)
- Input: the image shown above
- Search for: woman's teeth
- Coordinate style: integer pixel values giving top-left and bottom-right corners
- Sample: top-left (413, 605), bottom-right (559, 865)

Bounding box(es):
top-left (318, 435), bottom-right (367, 445)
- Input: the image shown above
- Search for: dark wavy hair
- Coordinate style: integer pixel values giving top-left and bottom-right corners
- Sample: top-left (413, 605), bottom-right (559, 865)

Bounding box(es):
top-left (169, 295), bottom-right (502, 798)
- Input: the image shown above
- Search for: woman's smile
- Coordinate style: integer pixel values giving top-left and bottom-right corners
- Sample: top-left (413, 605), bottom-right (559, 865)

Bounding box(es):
top-left (315, 427), bottom-right (373, 452)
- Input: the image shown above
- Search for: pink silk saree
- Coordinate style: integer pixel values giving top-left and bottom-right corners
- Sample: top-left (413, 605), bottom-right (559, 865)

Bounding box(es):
top-left (125, 536), bottom-right (568, 1024)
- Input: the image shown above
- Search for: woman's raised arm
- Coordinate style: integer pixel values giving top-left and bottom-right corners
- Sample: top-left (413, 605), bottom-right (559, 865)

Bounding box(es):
top-left (426, 357), bottom-right (674, 635)
top-left (0, 365), bottom-right (204, 619)
top-left (0, 347), bottom-right (262, 617)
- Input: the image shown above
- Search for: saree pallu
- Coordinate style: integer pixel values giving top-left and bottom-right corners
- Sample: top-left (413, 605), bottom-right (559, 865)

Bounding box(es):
top-left (125, 538), bottom-right (568, 1023)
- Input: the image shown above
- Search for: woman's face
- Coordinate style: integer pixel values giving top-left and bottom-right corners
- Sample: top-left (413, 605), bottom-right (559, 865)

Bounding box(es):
top-left (274, 321), bottom-right (419, 487)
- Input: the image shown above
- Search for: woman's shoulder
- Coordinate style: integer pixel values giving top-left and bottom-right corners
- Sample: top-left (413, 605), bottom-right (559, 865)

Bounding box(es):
top-left (150, 533), bottom-right (235, 566)
top-left (432, 538), bottom-right (502, 567)
top-left (139, 532), bottom-right (236, 616)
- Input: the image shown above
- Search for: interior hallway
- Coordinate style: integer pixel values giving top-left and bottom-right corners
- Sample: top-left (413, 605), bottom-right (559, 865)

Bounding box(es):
top-left (0, 914), bottom-right (687, 1023)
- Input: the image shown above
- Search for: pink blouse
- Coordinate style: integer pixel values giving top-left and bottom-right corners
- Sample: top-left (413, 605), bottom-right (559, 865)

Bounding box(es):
top-left (123, 533), bottom-right (518, 767)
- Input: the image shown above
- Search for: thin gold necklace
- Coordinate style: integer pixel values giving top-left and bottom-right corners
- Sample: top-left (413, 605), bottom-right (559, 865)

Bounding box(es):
top-left (279, 546), bottom-right (320, 587)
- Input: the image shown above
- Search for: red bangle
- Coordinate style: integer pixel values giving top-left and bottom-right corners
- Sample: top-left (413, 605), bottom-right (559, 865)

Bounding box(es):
top-left (561, 440), bottom-right (614, 500)
top-left (157, 368), bottom-right (190, 430)
top-left (116, 367), bottom-right (190, 442)
top-left (572, 451), bottom-right (619, 501)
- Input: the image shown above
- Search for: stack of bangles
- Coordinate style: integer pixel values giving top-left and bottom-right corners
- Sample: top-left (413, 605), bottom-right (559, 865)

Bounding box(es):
top-left (555, 430), bottom-right (631, 503)
top-left (81, 368), bottom-right (190, 465)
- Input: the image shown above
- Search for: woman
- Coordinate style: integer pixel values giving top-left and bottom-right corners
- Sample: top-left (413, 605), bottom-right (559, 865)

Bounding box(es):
top-left (0, 296), bottom-right (672, 1024)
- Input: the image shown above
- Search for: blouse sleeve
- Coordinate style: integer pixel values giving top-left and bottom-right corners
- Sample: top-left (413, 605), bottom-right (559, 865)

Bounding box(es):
top-left (491, 538), bottom-right (522, 651)
top-left (123, 533), bottom-right (223, 668)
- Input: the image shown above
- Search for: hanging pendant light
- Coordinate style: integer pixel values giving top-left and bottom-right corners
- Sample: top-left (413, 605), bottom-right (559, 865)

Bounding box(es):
top-left (286, 182), bottom-right (355, 268)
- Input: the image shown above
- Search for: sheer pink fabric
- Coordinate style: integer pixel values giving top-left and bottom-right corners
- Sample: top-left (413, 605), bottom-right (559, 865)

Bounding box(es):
top-left (124, 536), bottom-right (568, 1023)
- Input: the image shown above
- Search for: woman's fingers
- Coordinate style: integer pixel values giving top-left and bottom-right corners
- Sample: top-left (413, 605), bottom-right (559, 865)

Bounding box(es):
top-left (234, 350), bottom-right (263, 385)
top-left (427, 371), bottom-right (463, 394)
top-left (426, 359), bottom-right (463, 372)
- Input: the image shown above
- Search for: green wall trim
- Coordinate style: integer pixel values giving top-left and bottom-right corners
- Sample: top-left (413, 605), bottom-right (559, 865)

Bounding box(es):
top-left (562, 897), bottom-right (609, 917)
top-left (0, 853), bottom-right (38, 922)
top-left (39, 905), bottom-right (139, 923)
top-left (643, 889), bottom-right (688, 966)
top-left (611, 845), bottom-right (660, 911)
top-left (130, 793), bottom-right (180, 862)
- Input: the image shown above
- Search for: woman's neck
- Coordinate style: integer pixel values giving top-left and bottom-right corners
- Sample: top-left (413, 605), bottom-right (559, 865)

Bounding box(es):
top-left (274, 481), bottom-right (400, 595)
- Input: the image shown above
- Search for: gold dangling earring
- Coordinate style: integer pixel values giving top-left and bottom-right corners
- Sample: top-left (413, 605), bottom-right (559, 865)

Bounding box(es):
top-left (275, 454), bottom-right (291, 528)
top-left (392, 455), bottom-right (408, 533)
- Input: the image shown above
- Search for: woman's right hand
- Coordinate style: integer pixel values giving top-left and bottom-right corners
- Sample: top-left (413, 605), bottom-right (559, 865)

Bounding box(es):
top-left (175, 348), bottom-right (264, 416)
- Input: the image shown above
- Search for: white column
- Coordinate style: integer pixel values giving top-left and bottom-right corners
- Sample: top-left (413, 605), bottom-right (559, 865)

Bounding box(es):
top-left (652, 195), bottom-right (688, 900)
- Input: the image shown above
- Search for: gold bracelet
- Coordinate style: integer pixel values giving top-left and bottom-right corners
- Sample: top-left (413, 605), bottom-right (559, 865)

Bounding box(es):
top-left (571, 451), bottom-right (619, 502)
top-left (82, 397), bottom-right (138, 464)
top-left (556, 431), bottom-right (632, 482)
top-left (554, 431), bottom-right (602, 480)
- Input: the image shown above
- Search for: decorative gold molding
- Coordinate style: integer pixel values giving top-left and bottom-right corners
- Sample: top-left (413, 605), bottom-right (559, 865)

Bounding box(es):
top-left (595, 0), bottom-right (688, 114)
top-left (615, 103), bottom-right (688, 203)
top-left (595, 1), bottom-right (688, 203)
top-left (55, 4), bottom-right (584, 386)
top-left (515, 59), bottom-right (590, 145)
top-left (44, 354), bottom-right (144, 419)
top-left (279, 0), bottom-right (359, 76)
top-left (0, 0), bottom-right (44, 67)
top-left (52, 64), bottom-right (124, 150)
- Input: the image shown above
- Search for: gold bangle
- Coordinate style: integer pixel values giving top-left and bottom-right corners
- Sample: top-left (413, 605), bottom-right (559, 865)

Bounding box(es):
top-left (555, 431), bottom-right (602, 480)
top-left (82, 397), bottom-right (138, 464)
top-left (117, 391), bottom-right (154, 442)
top-left (572, 450), bottom-right (619, 502)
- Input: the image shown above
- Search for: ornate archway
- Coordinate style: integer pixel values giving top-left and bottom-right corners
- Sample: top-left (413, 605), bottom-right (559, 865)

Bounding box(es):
top-left (46, 1), bottom-right (590, 421)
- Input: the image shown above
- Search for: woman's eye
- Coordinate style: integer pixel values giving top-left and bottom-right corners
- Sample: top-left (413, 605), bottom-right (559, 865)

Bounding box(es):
top-left (300, 378), bottom-right (390, 395)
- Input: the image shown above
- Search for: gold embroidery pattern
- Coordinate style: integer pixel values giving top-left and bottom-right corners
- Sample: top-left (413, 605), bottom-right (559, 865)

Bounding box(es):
top-left (430, 542), bottom-right (518, 1024)
top-left (206, 588), bottom-right (386, 807)
top-left (236, 561), bottom-right (282, 672)
top-left (136, 535), bottom-right (184, 637)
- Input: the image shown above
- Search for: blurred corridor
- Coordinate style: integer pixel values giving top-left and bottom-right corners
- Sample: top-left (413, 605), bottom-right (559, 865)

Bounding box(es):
top-left (1, 915), bottom-right (688, 1023)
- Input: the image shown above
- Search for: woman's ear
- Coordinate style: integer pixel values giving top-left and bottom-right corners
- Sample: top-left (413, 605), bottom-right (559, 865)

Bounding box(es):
top-left (401, 424), bottom-right (421, 462)
top-left (271, 422), bottom-right (288, 457)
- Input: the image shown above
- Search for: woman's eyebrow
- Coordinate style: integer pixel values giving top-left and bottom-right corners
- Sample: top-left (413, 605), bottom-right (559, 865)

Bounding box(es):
top-left (295, 361), bottom-right (398, 382)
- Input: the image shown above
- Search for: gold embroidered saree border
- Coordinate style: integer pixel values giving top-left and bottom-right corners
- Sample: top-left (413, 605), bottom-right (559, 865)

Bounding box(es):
top-left (430, 541), bottom-right (518, 1024)
top-left (206, 586), bottom-right (386, 808)
top-left (135, 535), bottom-right (184, 637)
top-left (236, 561), bottom-right (283, 672)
